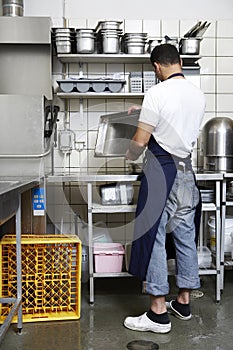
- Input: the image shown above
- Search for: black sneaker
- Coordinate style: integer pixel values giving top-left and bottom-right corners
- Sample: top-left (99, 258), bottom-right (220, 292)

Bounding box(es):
top-left (169, 300), bottom-right (192, 320)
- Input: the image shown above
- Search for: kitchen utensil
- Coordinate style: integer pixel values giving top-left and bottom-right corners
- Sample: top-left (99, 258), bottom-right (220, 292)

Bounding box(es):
top-left (95, 110), bottom-right (140, 157)
top-left (183, 21), bottom-right (202, 37)
top-left (183, 21), bottom-right (211, 38)
top-left (179, 38), bottom-right (202, 55)
top-left (194, 22), bottom-right (211, 38)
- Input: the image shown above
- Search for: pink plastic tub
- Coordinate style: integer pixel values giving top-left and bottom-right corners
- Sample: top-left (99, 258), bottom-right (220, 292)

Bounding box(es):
top-left (93, 243), bottom-right (125, 273)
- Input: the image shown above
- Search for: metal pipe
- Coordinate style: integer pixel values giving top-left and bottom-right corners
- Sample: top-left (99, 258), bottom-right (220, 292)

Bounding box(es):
top-left (0, 131), bottom-right (55, 159)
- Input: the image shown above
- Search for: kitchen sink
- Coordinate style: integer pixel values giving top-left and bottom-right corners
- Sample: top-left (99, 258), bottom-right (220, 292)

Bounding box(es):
top-left (95, 110), bottom-right (140, 157)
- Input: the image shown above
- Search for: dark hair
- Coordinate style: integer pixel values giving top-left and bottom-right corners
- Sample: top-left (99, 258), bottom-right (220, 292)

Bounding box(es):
top-left (150, 43), bottom-right (181, 66)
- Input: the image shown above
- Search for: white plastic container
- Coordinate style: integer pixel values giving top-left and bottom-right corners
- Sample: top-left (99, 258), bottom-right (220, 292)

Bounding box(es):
top-left (94, 243), bottom-right (125, 273)
top-left (197, 246), bottom-right (212, 268)
top-left (208, 216), bottom-right (233, 253)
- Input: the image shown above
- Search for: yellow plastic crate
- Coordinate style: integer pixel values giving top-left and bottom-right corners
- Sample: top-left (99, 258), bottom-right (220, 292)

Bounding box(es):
top-left (0, 234), bottom-right (81, 323)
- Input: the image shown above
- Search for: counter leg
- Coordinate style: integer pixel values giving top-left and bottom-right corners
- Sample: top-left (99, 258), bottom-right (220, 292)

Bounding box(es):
top-left (220, 179), bottom-right (226, 291)
top-left (215, 180), bottom-right (221, 302)
top-left (88, 183), bottom-right (94, 304)
top-left (16, 194), bottom-right (22, 332)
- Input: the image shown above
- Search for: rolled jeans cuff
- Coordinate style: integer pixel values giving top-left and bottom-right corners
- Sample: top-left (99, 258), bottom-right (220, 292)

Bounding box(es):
top-left (145, 281), bottom-right (169, 296)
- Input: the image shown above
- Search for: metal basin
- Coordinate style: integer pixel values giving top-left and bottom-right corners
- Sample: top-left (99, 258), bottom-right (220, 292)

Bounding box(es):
top-left (95, 110), bottom-right (140, 157)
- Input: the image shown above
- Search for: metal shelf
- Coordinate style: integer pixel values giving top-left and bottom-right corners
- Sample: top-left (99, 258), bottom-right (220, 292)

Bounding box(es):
top-left (93, 272), bottom-right (132, 278)
top-left (202, 203), bottom-right (216, 211)
top-left (57, 53), bottom-right (201, 65)
top-left (57, 92), bottom-right (144, 99)
top-left (92, 203), bottom-right (136, 213)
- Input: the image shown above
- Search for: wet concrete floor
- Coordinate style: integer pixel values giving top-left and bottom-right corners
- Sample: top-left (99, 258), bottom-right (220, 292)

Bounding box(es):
top-left (0, 271), bottom-right (232, 350)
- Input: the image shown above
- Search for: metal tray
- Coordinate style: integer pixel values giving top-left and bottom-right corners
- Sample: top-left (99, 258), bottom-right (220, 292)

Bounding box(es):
top-left (95, 110), bottom-right (140, 157)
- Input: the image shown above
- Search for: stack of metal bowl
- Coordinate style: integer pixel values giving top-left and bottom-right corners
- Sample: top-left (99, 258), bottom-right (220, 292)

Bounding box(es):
top-left (95, 21), bottom-right (123, 54)
top-left (122, 33), bottom-right (148, 54)
top-left (76, 29), bottom-right (96, 54)
top-left (52, 28), bottom-right (75, 54)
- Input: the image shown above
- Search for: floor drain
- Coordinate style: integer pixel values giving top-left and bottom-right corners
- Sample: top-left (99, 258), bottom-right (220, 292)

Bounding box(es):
top-left (127, 340), bottom-right (159, 350)
top-left (190, 290), bottom-right (204, 299)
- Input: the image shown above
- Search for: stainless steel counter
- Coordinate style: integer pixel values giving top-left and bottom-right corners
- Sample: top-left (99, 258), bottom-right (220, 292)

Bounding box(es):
top-left (0, 177), bottom-right (39, 224)
top-left (0, 176), bottom-right (40, 343)
top-left (47, 171), bottom-right (224, 183)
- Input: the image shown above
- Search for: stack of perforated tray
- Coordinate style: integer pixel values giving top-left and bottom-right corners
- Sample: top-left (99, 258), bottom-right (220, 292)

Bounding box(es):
top-left (57, 78), bottom-right (126, 93)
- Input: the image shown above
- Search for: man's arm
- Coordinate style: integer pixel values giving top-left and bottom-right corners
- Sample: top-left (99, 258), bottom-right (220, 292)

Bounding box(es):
top-left (126, 122), bottom-right (154, 161)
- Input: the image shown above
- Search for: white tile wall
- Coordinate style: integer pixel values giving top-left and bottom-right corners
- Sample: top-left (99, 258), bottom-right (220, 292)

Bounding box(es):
top-left (142, 20), bottom-right (161, 38)
top-left (161, 20), bottom-right (179, 38)
top-left (217, 76), bottom-right (233, 93)
top-left (24, 0), bottom-right (64, 18)
top-left (48, 15), bottom-right (233, 237)
top-left (51, 15), bottom-right (233, 171)
top-left (217, 57), bottom-right (233, 74)
top-left (217, 20), bottom-right (233, 37)
top-left (217, 39), bottom-right (233, 56)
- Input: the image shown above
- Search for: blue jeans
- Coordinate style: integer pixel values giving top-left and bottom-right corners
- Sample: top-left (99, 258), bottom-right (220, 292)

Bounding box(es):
top-left (145, 168), bottom-right (201, 296)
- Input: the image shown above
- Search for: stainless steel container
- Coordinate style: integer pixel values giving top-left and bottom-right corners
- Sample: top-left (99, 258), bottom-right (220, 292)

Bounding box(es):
top-left (2, 0), bottom-right (23, 16)
top-left (122, 33), bottom-right (147, 54)
top-left (102, 33), bottom-right (120, 54)
top-left (126, 43), bottom-right (145, 54)
top-left (76, 29), bottom-right (95, 53)
top-left (53, 28), bottom-right (75, 54)
top-left (95, 110), bottom-right (140, 157)
top-left (179, 38), bottom-right (201, 55)
top-left (96, 20), bottom-right (122, 31)
top-left (202, 117), bottom-right (233, 172)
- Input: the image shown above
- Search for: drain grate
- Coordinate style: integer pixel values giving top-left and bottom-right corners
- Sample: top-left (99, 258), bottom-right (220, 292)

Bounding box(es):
top-left (127, 340), bottom-right (159, 350)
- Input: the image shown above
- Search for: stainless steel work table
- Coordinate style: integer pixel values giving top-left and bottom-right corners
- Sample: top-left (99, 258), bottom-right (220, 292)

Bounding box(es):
top-left (0, 177), bottom-right (39, 343)
top-left (47, 172), bottom-right (223, 303)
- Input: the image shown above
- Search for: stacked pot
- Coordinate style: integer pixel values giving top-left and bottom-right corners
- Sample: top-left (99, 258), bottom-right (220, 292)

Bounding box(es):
top-left (52, 28), bottom-right (75, 54)
top-left (95, 21), bottom-right (123, 54)
top-left (121, 33), bottom-right (147, 54)
top-left (76, 29), bottom-right (96, 53)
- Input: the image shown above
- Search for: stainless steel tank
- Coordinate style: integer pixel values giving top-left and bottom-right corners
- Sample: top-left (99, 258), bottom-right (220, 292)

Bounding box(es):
top-left (202, 117), bottom-right (233, 172)
top-left (2, 0), bottom-right (24, 16)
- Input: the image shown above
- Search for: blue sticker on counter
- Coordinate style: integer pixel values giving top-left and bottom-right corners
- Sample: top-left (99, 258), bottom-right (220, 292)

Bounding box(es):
top-left (32, 188), bottom-right (45, 216)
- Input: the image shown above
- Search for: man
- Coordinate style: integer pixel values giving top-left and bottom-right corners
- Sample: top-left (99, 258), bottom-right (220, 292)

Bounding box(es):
top-left (124, 44), bottom-right (205, 334)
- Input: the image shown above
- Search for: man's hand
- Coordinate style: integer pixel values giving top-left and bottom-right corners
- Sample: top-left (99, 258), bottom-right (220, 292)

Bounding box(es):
top-left (125, 122), bottom-right (154, 161)
top-left (126, 141), bottom-right (145, 161)
top-left (128, 105), bottom-right (141, 115)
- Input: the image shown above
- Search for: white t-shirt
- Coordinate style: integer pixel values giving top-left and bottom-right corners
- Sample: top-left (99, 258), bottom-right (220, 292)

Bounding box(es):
top-left (139, 78), bottom-right (206, 158)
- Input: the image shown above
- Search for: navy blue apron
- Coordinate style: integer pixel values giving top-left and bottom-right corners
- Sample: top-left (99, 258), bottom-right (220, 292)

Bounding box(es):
top-left (128, 136), bottom-right (201, 281)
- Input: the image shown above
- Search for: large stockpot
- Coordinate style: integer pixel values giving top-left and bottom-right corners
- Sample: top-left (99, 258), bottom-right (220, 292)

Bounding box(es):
top-left (2, 0), bottom-right (23, 16)
top-left (202, 117), bottom-right (233, 172)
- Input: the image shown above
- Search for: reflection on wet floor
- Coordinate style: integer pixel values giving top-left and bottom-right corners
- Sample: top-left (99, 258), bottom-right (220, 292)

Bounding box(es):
top-left (0, 273), bottom-right (232, 350)
top-left (127, 340), bottom-right (159, 350)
